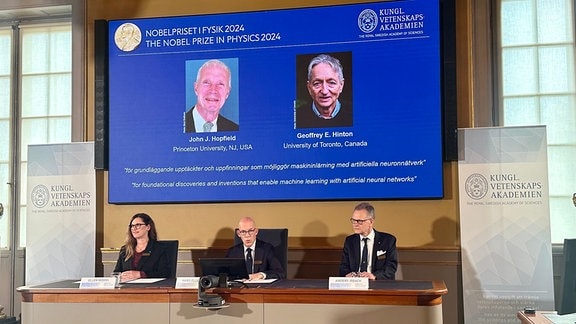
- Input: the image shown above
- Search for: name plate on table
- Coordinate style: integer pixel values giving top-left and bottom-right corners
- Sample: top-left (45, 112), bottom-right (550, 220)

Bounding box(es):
top-left (328, 277), bottom-right (369, 290)
top-left (175, 277), bottom-right (200, 289)
top-left (79, 277), bottom-right (117, 289)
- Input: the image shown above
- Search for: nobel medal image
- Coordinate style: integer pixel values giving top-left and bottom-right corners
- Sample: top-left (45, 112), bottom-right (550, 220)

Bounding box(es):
top-left (114, 23), bottom-right (142, 52)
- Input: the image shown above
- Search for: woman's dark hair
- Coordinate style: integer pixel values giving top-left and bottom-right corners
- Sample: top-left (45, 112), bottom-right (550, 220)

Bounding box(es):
top-left (123, 213), bottom-right (158, 261)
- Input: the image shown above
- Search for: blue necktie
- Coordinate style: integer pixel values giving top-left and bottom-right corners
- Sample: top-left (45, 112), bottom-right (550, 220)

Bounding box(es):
top-left (246, 248), bottom-right (253, 274)
top-left (360, 238), bottom-right (369, 272)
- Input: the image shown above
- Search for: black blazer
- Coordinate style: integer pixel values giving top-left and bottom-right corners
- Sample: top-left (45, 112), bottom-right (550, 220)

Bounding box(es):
top-left (184, 108), bottom-right (239, 133)
top-left (113, 240), bottom-right (171, 278)
top-left (339, 229), bottom-right (398, 280)
top-left (225, 239), bottom-right (285, 279)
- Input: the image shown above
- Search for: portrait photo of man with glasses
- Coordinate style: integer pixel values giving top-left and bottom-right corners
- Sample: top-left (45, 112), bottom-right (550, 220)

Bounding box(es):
top-left (225, 216), bottom-right (285, 280)
top-left (339, 202), bottom-right (398, 280)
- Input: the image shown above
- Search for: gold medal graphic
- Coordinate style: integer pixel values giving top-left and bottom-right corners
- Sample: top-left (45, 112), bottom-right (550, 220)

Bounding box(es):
top-left (114, 23), bottom-right (142, 52)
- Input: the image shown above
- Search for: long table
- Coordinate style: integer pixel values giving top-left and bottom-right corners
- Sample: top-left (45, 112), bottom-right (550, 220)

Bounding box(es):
top-left (516, 310), bottom-right (576, 324)
top-left (18, 279), bottom-right (447, 324)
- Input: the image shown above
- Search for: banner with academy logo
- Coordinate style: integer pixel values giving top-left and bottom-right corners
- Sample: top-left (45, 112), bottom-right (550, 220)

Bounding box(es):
top-left (458, 126), bottom-right (554, 323)
top-left (26, 142), bottom-right (95, 285)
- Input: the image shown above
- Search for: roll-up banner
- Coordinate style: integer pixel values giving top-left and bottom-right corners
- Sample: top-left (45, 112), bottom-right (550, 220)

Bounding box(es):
top-left (26, 142), bottom-right (96, 285)
top-left (458, 126), bottom-right (555, 323)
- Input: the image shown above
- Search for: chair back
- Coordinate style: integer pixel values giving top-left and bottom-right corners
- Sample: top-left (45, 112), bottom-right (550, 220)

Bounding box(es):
top-left (158, 240), bottom-right (179, 278)
top-left (234, 228), bottom-right (288, 278)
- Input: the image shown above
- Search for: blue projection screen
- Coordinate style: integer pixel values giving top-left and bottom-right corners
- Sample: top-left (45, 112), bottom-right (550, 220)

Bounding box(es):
top-left (107, 0), bottom-right (443, 203)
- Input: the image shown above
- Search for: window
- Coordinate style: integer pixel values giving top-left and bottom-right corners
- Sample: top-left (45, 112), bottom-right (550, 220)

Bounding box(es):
top-left (0, 27), bottom-right (12, 249)
top-left (0, 23), bottom-right (72, 249)
top-left (19, 24), bottom-right (72, 247)
top-left (499, 0), bottom-right (576, 243)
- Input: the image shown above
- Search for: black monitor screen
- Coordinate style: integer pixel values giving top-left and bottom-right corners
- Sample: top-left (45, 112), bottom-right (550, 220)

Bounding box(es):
top-left (106, 0), bottom-right (444, 203)
top-left (199, 258), bottom-right (249, 280)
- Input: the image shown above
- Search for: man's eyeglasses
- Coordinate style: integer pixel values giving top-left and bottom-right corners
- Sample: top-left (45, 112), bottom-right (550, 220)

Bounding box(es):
top-left (129, 223), bottom-right (147, 229)
top-left (237, 228), bottom-right (256, 236)
top-left (350, 218), bottom-right (372, 225)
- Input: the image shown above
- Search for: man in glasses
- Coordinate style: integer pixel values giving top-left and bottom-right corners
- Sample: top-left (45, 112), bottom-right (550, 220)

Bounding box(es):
top-left (339, 202), bottom-right (398, 280)
top-left (226, 217), bottom-right (285, 280)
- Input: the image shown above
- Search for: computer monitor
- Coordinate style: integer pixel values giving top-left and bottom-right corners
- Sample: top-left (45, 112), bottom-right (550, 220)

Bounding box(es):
top-left (559, 239), bottom-right (576, 315)
top-left (199, 258), bottom-right (249, 281)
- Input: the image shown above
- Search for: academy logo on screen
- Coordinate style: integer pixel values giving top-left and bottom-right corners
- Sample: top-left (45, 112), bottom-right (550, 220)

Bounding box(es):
top-left (357, 6), bottom-right (427, 38)
top-left (357, 9), bottom-right (378, 33)
top-left (114, 23), bottom-right (142, 52)
top-left (31, 184), bottom-right (50, 208)
top-left (465, 173), bottom-right (489, 200)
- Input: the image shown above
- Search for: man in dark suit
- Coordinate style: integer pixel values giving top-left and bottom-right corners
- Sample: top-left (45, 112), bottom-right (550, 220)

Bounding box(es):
top-left (339, 202), bottom-right (398, 280)
top-left (226, 217), bottom-right (285, 280)
top-left (184, 59), bottom-right (239, 133)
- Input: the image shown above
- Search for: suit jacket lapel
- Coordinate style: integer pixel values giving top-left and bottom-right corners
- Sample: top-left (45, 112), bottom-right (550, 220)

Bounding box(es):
top-left (253, 240), bottom-right (263, 272)
top-left (371, 231), bottom-right (381, 265)
top-left (352, 235), bottom-right (361, 270)
top-left (137, 241), bottom-right (154, 270)
top-left (372, 230), bottom-right (390, 266)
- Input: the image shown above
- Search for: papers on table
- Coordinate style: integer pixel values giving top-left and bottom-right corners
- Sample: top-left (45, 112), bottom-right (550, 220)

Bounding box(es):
top-left (123, 278), bottom-right (166, 284)
top-left (243, 278), bottom-right (277, 284)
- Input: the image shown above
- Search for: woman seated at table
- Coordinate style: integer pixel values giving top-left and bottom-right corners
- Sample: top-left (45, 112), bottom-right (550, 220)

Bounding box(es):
top-left (113, 213), bottom-right (170, 282)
